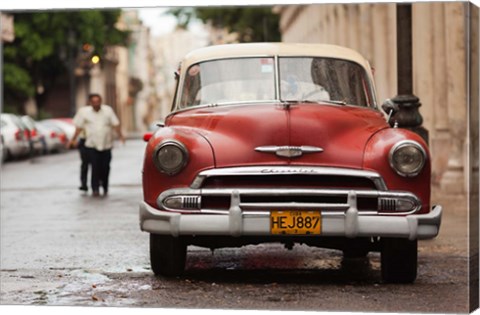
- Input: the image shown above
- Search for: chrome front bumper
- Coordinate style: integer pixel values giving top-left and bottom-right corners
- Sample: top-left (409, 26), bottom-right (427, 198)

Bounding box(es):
top-left (139, 191), bottom-right (442, 241)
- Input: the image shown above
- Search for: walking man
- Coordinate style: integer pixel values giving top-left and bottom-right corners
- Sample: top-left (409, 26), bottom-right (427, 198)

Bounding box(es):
top-left (77, 98), bottom-right (91, 192)
top-left (69, 93), bottom-right (125, 197)
top-left (77, 128), bottom-right (89, 192)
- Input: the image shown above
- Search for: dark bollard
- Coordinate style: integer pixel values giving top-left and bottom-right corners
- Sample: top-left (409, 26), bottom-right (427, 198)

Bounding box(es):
top-left (382, 95), bottom-right (429, 145)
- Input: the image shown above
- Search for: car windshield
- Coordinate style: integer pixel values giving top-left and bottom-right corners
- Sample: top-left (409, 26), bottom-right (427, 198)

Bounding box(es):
top-left (179, 57), bottom-right (373, 108)
top-left (279, 57), bottom-right (371, 106)
top-left (179, 58), bottom-right (276, 108)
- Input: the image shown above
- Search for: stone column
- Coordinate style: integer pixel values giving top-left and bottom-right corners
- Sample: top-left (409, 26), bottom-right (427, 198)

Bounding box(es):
top-left (468, 4), bottom-right (479, 308)
top-left (440, 2), bottom-right (468, 193)
top-left (326, 5), bottom-right (335, 44)
top-left (412, 3), bottom-right (434, 133)
top-left (431, 2), bottom-right (451, 185)
top-left (359, 4), bottom-right (374, 62)
top-left (372, 4), bottom-right (390, 103)
top-left (319, 6), bottom-right (327, 43)
top-left (387, 4), bottom-right (398, 103)
top-left (347, 5), bottom-right (360, 52)
top-left (337, 5), bottom-right (347, 47)
top-left (470, 3), bottom-right (479, 188)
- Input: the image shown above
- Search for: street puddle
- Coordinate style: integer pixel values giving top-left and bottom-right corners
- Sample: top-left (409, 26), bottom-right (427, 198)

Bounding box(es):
top-left (35, 269), bottom-right (137, 307)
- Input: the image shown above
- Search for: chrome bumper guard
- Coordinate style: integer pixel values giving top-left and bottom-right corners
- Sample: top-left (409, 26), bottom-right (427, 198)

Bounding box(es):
top-left (140, 191), bottom-right (442, 240)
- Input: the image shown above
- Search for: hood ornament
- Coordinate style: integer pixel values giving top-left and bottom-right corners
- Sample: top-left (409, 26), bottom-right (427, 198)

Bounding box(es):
top-left (255, 145), bottom-right (323, 158)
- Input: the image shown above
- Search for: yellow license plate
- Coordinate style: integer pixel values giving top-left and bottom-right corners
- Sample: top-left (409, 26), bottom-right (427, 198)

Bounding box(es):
top-left (270, 211), bottom-right (321, 235)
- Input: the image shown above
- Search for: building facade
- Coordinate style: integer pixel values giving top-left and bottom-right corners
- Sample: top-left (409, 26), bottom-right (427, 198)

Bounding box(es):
top-left (1, 13), bottom-right (15, 114)
top-left (1, 13), bottom-right (14, 43)
top-left (276, 2), bottom-right (470, 194)
top-left (72, 10), bottom-right (159, 133)
top-left (151, 27), bottom-right (209, 124)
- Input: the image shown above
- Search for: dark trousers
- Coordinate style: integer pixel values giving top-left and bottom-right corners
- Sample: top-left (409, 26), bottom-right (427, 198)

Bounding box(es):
top-left (78, 138), bottom-right (89, 188)
top-left (86, 147), bottom-right (112, 193)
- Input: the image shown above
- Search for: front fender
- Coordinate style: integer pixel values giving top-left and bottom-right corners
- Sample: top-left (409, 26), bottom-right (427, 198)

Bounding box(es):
top-left (142, 126), bottom-right (215, 208)
top-left (363, 128), bottom-right (431, 214)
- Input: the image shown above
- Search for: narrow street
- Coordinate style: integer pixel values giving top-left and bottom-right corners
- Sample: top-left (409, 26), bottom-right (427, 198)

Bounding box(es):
top-left (0, 138), bottom-right (472, 313)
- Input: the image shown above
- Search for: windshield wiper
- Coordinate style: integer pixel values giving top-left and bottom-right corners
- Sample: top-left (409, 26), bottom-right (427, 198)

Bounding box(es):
top-left (281, 99), bottom-right (347, 106)
top-left (282, 99), bottom-right (314, 104)
top-left (307, 99), bottom-right (347, 105)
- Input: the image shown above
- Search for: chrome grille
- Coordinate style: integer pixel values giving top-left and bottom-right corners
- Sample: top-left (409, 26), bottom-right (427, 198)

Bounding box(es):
top-left (158, 167), bottom-right (421, 214)
top-left (183, 196), bottom-right (201, 209)
top-left (380, 198), bottom-right (397, 212)
top-left (201, 174), bottom-right (378, 190)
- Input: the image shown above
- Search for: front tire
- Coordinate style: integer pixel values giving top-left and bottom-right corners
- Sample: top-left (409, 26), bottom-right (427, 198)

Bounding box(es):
top-left (381, 238), bottom-right (417, 283)
top-left (150, 234), bottom-right (187, 277)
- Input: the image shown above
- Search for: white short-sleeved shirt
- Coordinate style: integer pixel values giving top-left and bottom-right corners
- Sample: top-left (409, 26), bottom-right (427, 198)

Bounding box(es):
top-left (73, 105), bottom-right (120, 151)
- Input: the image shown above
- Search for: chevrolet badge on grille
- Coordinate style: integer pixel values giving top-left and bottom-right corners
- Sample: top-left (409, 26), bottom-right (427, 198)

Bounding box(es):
top-left (255, 145), bottom-right (324, 158)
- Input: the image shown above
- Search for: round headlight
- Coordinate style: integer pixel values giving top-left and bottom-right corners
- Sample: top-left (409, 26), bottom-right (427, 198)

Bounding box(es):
top-left (153, 141), bottom-right (189, 175)
top-left (389, 140), bottom-right (426, 177)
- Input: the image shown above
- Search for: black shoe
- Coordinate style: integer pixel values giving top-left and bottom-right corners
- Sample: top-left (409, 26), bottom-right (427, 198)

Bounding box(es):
top-left (92, 190), bottom-right (100, 197)
top-left (79, 186), bottom-right (88, 192)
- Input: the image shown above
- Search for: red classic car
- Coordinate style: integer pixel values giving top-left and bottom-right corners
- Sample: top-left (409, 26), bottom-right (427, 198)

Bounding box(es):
top-left (140, 43), bottom-right (442, 283)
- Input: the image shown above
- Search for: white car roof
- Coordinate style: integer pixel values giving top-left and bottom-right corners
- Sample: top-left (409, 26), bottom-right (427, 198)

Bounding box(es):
top-left (182, 43), bottom-right (373, 75)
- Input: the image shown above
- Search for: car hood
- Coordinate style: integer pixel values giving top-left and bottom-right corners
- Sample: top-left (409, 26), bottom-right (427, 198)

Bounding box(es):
top-left (168, 103), bottom-right (389, 169)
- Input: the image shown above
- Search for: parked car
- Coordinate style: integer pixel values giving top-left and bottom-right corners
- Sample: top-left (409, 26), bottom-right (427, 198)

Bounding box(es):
top-left (40, 118), bottom-right (76, 143)
top-left (1, 134), bottom-right (6, 164)
top-left (21, 115), bottom-right (46, 155)
top-left (0, 113), bottom-right (30, 160)
top-left (139, 43), bottom-right (442, 283)
top-left (36, 121), bottom-right (67, 153)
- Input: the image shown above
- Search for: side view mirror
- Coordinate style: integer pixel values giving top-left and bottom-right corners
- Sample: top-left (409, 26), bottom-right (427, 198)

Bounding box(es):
top-left (382, 99), bottom-right (399, 123)
top-left (144, 120), bottom-right (166, 142)
top-left (143, 132), bottom-right (153, 142)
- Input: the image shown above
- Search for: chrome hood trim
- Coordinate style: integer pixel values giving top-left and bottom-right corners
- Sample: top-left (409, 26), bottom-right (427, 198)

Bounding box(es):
top-left (190, 166), bottom-right (388, 190)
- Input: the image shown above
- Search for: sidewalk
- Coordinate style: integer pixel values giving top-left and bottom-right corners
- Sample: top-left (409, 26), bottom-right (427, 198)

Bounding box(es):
top-left (428, 186), bottom-right (473, 256)
top-left (125, 131), bottom-right (145, 141)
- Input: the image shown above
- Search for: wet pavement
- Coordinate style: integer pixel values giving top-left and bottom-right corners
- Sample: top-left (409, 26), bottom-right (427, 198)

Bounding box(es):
top-left (0, 139), bottom-right (474, 313)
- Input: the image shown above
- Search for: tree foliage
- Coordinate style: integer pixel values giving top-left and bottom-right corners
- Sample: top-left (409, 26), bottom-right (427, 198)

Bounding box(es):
top-left (167, 6), bottom-right (281, 43)
top-left (3, 9), bottom-right (129, 114)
